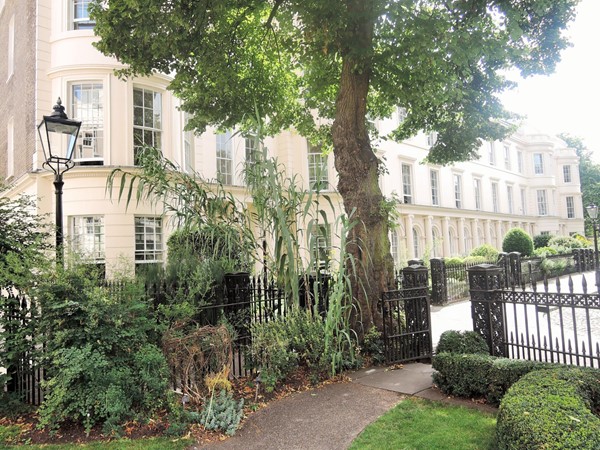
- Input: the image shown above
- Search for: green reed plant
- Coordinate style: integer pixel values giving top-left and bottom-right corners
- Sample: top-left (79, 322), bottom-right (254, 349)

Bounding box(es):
top-left (322, 213), bottom-right (361, 374)
top-left (106, 145), bottom-right (256, 258)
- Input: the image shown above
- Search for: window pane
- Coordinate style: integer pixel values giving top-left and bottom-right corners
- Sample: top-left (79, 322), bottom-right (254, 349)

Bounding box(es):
top-left (70, 216), bottom-right (104, 261)
top-left (135, 217), bottom-right (163, 263)
top-left (71, 83), bottom-right (104, 161)
top-left (216, 131), bottom-right (233, 185)
top-left (308, 144), bottom-right (329, 190)
top-left (72, 0), bottom-right (95, 30)
top-left (133, 88), bottom-right (162, 162)
top-left (430, 170), bottom-right (439, 206)
top-left (402, 164), bottom-right (412, 204)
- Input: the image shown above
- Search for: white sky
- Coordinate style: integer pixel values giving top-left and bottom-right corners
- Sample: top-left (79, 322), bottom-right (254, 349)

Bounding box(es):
top-left (499, 0), bottom-right (600, 159)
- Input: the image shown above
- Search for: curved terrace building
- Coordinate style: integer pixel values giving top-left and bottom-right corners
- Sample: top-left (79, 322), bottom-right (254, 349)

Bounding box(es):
top-left (0, 0), bottom-right (585, 276)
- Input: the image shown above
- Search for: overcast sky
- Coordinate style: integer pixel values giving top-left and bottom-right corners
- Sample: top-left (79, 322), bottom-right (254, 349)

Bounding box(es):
top-left (499, 0), bottom-right (600, 158)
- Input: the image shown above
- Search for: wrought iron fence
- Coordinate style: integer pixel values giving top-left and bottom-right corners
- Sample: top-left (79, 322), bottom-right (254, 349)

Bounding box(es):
top-left (0, 287), bottom-right (44, 405)
top-left (140, 273), bottom-right (329, 378)
top-left (445, 259), bottom-right (497, 303)
top-left (519, 253), bottom-right (579, 287)
top-left (469, 265), bottom-right (600, 369)
top-left (382, 265), bottom-right (432, 364)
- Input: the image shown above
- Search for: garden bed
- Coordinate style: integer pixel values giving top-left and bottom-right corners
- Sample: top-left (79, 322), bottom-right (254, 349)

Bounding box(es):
top-left (1, 367), bottom-right (336, 448)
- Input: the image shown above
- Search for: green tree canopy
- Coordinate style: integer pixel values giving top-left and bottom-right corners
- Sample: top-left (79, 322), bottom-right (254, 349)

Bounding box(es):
top-left (93, 0), bottom-right (577, 163)
top-left (92, 0), bottom-right (579, 333)
top-left (0, 191), bottom-right (51, 289)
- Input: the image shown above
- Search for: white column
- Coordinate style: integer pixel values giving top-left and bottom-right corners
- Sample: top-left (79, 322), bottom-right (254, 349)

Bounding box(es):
top-left (459, 217), bottom-right (466, 254)
top-left (442, 216), bottom-right (451, 257)
top-left (495, 221), bottom-right (502, 249)
top-left (485, 219), bottom-right (492, 244)
top-left (472, 219), bottom-right (479, 247)
top-left (426, 215), bottom-right (434, 255)
top-left (406, 214), bottom-right (415, 259)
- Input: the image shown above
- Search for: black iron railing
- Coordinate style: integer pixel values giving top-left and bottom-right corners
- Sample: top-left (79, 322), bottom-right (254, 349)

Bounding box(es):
top-left (0, 287), bottom-right (44, 405)
top-left (469, 265), bottom-right (600, 369)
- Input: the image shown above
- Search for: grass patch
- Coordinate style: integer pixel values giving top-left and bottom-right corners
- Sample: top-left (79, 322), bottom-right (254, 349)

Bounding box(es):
top-left (349, 397), bottom-right (497, 450)
top-left (0, 424), bottom-right (22, 447)
top-left (2, 436), bottom-right (192, 450)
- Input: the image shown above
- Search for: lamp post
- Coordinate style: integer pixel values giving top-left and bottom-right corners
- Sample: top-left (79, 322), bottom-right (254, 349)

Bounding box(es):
top-left (38, 98), bottom-right (82, 266)
top-left (585, 204), bottom-right (599, 289)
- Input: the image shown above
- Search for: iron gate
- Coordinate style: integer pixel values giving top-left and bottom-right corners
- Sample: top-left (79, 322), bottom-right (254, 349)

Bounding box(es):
top-left (382, 265), bottom-right (432, 363)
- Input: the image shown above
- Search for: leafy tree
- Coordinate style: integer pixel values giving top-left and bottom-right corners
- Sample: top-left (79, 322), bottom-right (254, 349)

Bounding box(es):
top-left (92, 0), bottom-right (578, 334)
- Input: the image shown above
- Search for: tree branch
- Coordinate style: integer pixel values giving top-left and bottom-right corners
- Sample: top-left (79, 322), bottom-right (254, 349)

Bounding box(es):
top-left (265, 0), bottom-right (284, 29)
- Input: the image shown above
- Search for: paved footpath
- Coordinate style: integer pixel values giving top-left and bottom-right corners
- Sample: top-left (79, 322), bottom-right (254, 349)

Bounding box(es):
top-left (193, 363), bottom-right (496, 450)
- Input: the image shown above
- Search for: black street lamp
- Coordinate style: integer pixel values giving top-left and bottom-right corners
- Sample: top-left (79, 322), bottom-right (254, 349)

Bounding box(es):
top-left (38, 98), bottom-right (82, 266)
top-left (585, 204), bottom-right (599, 289)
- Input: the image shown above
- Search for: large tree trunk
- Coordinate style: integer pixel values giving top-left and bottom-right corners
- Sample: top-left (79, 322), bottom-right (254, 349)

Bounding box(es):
top-left (331, 0), bottom-right (395, 338)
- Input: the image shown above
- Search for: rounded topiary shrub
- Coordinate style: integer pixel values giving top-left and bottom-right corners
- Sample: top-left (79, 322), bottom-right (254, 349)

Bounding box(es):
top-left (435, 330), bottom-right (489, 355)
top-left (502, 228), bottom-right (533, 257)
top-left (497, 367), bottom-right (600, 450)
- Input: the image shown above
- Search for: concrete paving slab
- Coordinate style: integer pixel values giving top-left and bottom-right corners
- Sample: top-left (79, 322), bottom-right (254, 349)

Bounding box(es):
top-left (195, 382), bottom-right (402, 450)
top-left (346, 365), bottom-right (389, 381)
top-left (351, 362), bottom-right (434, 395)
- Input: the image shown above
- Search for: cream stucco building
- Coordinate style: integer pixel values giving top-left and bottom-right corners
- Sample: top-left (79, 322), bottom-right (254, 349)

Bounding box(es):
top-left (0, 0), bottom-right (585, 277)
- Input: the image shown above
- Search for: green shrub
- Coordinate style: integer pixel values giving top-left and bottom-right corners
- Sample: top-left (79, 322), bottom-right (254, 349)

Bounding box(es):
top-left (432, 353), bottom-right (493, 398)
top-left (533, 234), bottom-right (552, 249)
top-left (250, 309), bottom-right (331, 391)
top-left (497, 368), bottom-right (600, 450)
top-left (572, 233), bottom-right (592, 248)
top-left (485, 358), bottom-right (551, 405)
top-left (162, 226), bottom-right (253, 323)
top-left (199, 389), bottom-right (244, 436)
top-left (0, 390), bottom-right (33, 419)
top-left (361, 326), bottom-right (385, 365)
top-left (469, 244), bottom-right (499, 261)
top-left (435, 330), bottom-right (489, 355)
top-left (250, 320), bottom-right (298, 392)
top-left (463, 255), bottom-right (489, 265)
top-left (532, 246), bottom-right (558, 257)
top-left (502, 228), bottom-right (533, 256)
top-left (37, 265), bottom-right (169, 435)
top-left (445, 256), bottom-right (465, 266)
top-left (539, 257), bottom-right (572, 277)
top-left (432, 352), bottom-right (554, 405)
top-left (548, 235), bottom-right (585, 250)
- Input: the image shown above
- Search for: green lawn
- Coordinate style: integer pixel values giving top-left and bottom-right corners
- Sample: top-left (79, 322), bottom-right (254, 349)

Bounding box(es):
top-left (349, 397), bottom-right (497, 450)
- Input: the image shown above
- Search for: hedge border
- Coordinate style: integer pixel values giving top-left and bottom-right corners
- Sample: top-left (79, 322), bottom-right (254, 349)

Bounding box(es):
top-left (432, 352), bottom-right (555, 405)
top-left (496, 368), bottom-right (600, 449)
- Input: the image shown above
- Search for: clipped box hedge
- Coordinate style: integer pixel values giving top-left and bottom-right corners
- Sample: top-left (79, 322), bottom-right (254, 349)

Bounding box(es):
top-left (432, 352), bottom-right (555, 405)
top-left (433, 330), bottom-right (555, 405)
top-left (497, 368), bottom-right (600, 449)
top-left (433, 330), bottom-right (600, 448)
